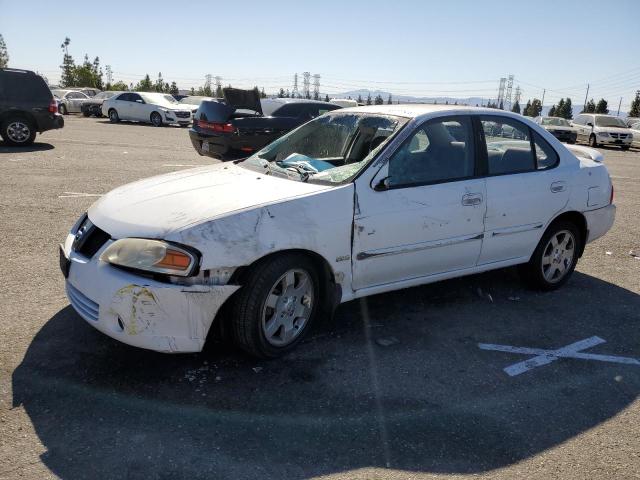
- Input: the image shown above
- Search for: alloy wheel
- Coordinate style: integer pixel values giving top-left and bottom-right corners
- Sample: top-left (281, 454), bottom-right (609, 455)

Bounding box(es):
top-left (6, 121), bottom-right (31, 143)
top-left (541, 230), bottom-right (576, 284)
top-left (261, 269), bottom-right (314, 347)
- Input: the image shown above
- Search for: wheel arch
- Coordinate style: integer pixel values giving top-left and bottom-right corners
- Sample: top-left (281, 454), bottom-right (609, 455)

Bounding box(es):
top-left (547, 210), bottom-right (588, 257)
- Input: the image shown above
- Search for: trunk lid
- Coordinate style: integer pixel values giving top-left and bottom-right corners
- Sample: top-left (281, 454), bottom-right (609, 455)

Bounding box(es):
top-left (223, 87), bottom-right (263, 115)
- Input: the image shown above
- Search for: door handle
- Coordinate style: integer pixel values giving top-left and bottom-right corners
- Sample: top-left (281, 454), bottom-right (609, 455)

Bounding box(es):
top-left (462, 193), bottom-right (483, 206)
top-left (550, 181), bottom-right (566, 193)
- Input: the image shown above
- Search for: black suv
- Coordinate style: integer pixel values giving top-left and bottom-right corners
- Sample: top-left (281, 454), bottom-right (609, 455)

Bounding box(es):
top-left (189, 88), bottom-right (340, 160)
top-left (0, 68), bottom-right (64, 146)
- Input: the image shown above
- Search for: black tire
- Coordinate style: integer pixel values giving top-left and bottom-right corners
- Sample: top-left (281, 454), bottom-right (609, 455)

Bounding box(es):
top-left (0, 117), bottom-right (37, 146)
top-left (621, 146), bottom-right (630, 151)
top-left (108, 109), bottom-right (119, 123)
top-left (589, 134), bottom-right (598, 147)
top-left (518, 220), bottom-right (581, 291)
top-left (59, 104), bottom-right (68, 115)
top-left (82, 110), bottom-right (91, 117)
top-left (231, 253), bottom-right (320, 358)
top-left (150, 111), bottom-right (163, 127)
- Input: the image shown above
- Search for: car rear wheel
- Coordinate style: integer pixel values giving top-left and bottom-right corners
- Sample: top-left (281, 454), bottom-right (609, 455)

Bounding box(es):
top-left (108, 109), bottom-right (119, 123)
top-left (59, 104), bottom-right (68, 115)
top-left (1, 117), bottom-right (36, 146)
top-left (621, 146), bottom-right (630, 151)
top-left (150, 112), bottom-right (163, 127)
top-left (589, 134), bottom-right (598, 147)
top-left (519, 221), bottom-right (580, 291)
top-left (231, 253), bottom-right (319, 358)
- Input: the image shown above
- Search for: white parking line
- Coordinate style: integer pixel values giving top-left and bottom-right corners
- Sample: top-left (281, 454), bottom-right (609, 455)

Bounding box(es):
top-left (58, 192), bottom-right (103, 198)
top-left (478, 336), bottom-right (640, 376)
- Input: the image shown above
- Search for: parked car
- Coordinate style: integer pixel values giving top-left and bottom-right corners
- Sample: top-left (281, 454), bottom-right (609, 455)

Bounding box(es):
top-left (189, 88), bottom-right (341, 160)
top-left (52, 89), bottom-right (90, 114)
top-left (534, 116), bottom-right (578, 143)
top-left (630, 122), bottom-right (640, 147)
top-left (571, 113), bottom-right (632, 149)
top-left (624, 117), bottom-right (639, 127)
top-left (178, 95), bottom-right (220, 114)
top-left (102, 92), bottom-right (193, 127)
top-left (330, 98), bottom-right (358, 108)
top-left (80, 91), bottom-right (122, 117)
top-left (77, 87), bottom-right (101, 97)
top-left (60, 105), bottom-right (615, 357)
top-left (0, 68), bottom-right (64, 146)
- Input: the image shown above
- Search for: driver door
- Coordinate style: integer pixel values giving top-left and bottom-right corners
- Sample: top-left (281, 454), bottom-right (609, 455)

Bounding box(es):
top-left (352, 115), bottom-right (486, 290)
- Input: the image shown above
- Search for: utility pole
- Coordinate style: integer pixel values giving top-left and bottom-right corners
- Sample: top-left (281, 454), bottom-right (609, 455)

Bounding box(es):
top-left (214, 76), bottom-right (222, 95)
top-left (617, 97), bottom-right (622, 116)
top-left (583, 83), bottom-right (590, 112)
top-left (541, 89), bottom-right (546, 110)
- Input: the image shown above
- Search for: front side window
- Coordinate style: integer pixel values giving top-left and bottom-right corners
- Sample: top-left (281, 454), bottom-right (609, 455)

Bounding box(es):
top-left (238, 112), bottom-right (408, 185)
top-left (129, 93), bottom-right (143, 103)
top-left (481, 116), bottom-right (534, 175)
top-left (388, 116), bottom-right (476, 188)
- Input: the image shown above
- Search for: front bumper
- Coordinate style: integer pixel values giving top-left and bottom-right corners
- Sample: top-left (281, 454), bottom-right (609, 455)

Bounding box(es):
top-left (549, 130), bottom-right (577, 142)
top-left (60, 233), bottom-right (239, 353)
top-left (584, 204), bottom-right (616, 243)
top-left (164, 111), bottom-right (191, 125)
top-left (596, 135), bottom-right (632, 146)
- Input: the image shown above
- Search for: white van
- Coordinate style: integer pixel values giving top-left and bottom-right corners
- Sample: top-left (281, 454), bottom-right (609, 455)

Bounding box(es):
top-left (571, 113), bottom-right (632, 149)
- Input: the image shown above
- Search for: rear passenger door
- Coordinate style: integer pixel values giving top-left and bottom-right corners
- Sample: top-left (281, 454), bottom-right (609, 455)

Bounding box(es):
top-left (477, 115), bottom-right (569, 265)
top-left (113, 93), bottom-right (132, 119)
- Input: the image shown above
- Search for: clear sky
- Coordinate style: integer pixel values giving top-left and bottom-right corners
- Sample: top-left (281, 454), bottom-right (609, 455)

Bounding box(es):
top-left (1, 0), bottom-right (639, 109)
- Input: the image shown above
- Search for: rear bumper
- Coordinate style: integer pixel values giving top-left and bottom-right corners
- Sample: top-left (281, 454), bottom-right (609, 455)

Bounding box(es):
top-left (37, 113), bottom-right (64, 132)
top-left (188, 129), bottom-right (243, 161)
top-left (584, 204), bottom-right (616, 243)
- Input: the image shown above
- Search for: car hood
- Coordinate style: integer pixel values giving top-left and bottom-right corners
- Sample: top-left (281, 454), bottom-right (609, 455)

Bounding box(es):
top-left (544, 125), bottom-right (577, 132)
top-left (595, 126), bottom-right (631, 133)
top-left (88, 163), bottom-right (331, 239)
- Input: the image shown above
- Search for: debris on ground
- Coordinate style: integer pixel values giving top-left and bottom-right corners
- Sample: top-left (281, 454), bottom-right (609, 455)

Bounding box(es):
top-left (630, 250), bottom-right (640, 259)
top-left (606, 251), bottom-right (612, 255)
top-left (375, 336), bottom-right (400, 347)
top-left (476, 287), bottom-right (494, 303)
top-left (252, 367), bottom-right (263, 373)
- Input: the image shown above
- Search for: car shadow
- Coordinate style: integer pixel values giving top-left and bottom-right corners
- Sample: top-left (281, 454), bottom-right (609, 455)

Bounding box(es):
top-left (0, 142), bottom-right (54, 153)
top-left (96, 120), bottom-right (189, 128)
top-left (12, 269), bottom-right (640, 479)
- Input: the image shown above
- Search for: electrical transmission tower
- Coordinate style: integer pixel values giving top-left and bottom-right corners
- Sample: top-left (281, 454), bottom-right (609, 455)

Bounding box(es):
top-left (302, 72), bottom-right (311, 99)
top-left (496, 77), bottom-right (506, 109)
top-left (505, 74), bottom-right (514, 110)
top-left (312, 74), bottom-right (320, 100)
top-left (514, 85), bottom-right (522, 104)
top-left (292, 73), bottom-right (299, 98)
top-left (214, 76), bottom-right (222, 95)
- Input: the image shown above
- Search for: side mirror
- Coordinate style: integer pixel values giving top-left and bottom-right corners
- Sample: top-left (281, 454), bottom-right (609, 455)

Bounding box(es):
top-left (587, 122), bottom-right (593, 127)
top-left (136, 99), bottom-right (143, 104)
top-left (373, 176), bottom-right (390, 191)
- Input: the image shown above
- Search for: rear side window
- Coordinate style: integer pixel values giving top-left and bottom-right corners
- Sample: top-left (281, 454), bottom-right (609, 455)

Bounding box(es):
top-left (533, 131), bottom-right (559, 170)
top-left (388, 116), bottom-right (476, 188)
top-left (481, 116), bottom-right (534, 175)
top-left (0, 72), bottom-right (50, 102)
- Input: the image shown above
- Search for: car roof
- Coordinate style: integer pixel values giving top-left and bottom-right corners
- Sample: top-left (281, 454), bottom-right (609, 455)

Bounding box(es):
top-left (337, 104), bottom-right (521, 119)
top-left (263, 98), bottom-right (334, 105)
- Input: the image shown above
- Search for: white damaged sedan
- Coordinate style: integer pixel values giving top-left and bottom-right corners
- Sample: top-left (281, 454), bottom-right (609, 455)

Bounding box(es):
top-left (60, 105), bottom-right (615, 357)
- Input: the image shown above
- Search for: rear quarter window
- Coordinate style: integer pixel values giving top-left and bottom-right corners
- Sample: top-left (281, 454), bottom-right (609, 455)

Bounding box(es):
top-left (1, 72), bottom-right (50, 102)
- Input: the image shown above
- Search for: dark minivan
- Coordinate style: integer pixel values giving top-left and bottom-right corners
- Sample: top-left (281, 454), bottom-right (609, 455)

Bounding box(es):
top-left (0, 68), bottom-right (64, 146)
top-left (189, 88), bottom-right (340, 160)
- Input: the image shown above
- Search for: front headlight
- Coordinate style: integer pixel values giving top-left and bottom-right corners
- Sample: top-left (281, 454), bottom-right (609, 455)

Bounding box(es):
top-left (100, 238), bottom-right (198, 277)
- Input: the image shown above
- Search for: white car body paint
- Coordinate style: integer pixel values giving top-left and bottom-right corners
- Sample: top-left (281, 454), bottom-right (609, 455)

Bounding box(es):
top-left (101, 92), bottom-right (193, 125)
top-left (62, 105), bottom-right (616, 353)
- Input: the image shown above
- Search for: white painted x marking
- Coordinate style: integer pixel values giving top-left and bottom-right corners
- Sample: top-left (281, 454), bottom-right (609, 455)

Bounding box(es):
top-left (479, 336), bottom-right (640, 376)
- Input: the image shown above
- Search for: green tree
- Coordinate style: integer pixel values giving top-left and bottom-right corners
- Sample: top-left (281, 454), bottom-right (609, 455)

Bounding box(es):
top-left (499, 100), bottom-right (504, 110)
top-left (530, 98), bottom-right (542, 117)
top-left (559, 98), bottom-right (573, 119)
top-left (324, 94), bottom-right (330, 102)
top-left (74, 54), bottom-right (97, 87)
top-left (108, 80), bottom-right (128, 91)
top-left (595, 98), bottom-right (608, 114)
top-left (554, 98), bottom-right (565, 117)
top-left (169, 81), bottom-right (179, 95)
top-left (522, 99), bottom-right (532, 116)
top-left (366, 94), bottom-right (372, 105)
top-left (511, 100), bottom-right (521, 114)
top-left (374, 94), bottom-right (384, 105)
top-left (583, 98), bottom-right (596, 113)
top-left (548, 105), bottom-right (556, 117)
top-left (261, 87), bottom-right (266, 99)
top-left (0, 34), bottom-right (9, 68)
top-left (629, 91), bottom-right (640, 118)
top-left (135, 74), bottom-right (153, 92)
top-left (190, 87), bottom-right (196, 95)
top-left (357, 94), bottom-right (363, 104)
top-left (387, 94), bottom-right (392, 105)
top-left (154, 72), bottom-right (165, 92)
top-left (278, 88), bottom-right (285, 98)
top-left (59, 37), bottom-right (76, 87)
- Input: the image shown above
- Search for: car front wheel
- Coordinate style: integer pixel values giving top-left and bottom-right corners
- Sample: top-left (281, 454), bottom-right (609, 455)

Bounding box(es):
top-left (589, 134), bottom-right (598, 147)
top-left (519, 221), bottom-right (580, 291)
top-left (1, 117), bottom-right (36, 146)
top-left (150, 112), bottom-right (163, 127)
top-left (231, 253), bottom-right (319, 358)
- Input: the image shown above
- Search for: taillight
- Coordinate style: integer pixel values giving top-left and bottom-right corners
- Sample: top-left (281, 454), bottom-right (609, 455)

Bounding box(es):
top-left (194, 119), bottom-right (235, 133)
top-left (49, 98), bottom-right (58, 113)
top-left (610, 183), bottom-right (614, 204)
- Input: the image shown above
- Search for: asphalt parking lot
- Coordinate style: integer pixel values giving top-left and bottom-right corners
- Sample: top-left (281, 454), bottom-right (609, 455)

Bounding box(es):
top-left (1, 115), bottom-right (639, 480)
